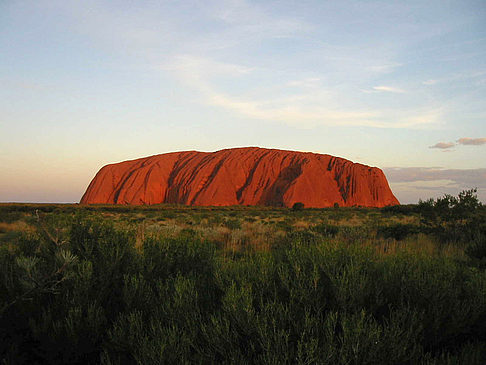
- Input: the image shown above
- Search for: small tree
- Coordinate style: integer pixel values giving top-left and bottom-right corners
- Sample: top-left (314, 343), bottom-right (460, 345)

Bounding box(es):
top-left (292, 202), bottom-right (304, 211)
top-left (417, 188), bottom-right (484, 242)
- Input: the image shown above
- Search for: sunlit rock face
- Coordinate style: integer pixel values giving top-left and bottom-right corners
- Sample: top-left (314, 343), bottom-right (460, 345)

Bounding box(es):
top-left (80, 147), bottom-right (399, 208)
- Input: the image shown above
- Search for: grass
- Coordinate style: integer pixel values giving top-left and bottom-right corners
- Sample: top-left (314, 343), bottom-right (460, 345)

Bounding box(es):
top-left (0, 199), bottom-right (485, 364)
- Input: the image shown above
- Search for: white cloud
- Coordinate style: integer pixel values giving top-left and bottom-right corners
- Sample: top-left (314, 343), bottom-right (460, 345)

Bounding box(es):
top-left (163, 54), bottom-right (442, 129)
top-left (286, 78), bottom-right (322, 88)
top-left (372, 85), bottom-right (406, 93)
top-left (422, 71), bottom-right (486, 86)
top-left (160, 55), bottom-right (254, 79)
top-left (208, 93), bottom-right (379, 127)
top-left (42, 0), bottom-right (444, 130)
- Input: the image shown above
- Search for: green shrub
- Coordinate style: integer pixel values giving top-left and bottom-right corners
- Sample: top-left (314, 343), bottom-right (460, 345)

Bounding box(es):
top-left (1, 205), bottom-right (486, 364)
top-left (310, 223), bottom-right (339, 237)
top-left (377, 223), bottom-right (421, 240)
top-left (0, 210), bottom-right (23, 223)
top-left (418, 188), bottom-right (485, 243)
top-left (223, 218), bottom-right (242, 230)
top-left (292, 202), bottom-right (305, 211)
top-left (381, 204), bottom-right (416, 215)
top-left (465, 234), bottom-right (486, 267)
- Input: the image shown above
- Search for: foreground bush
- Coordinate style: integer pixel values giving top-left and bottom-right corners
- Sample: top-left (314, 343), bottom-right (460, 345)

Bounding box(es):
top-left (418, 189), bottom-right (485, 243)
top-left (0, 217), bottom-right (486, 364)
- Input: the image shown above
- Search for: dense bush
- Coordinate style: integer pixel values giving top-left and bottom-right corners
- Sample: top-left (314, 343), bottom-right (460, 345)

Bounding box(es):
top-left (0, 210), bottom-right (23, 224)
top-left (292, 202), bottom-right (305, 211)
top-left (1, 193), bottom-right (485, 364)
top-left (381, 204), bottom-right (417, 216)
top-left (377, 223), bottom-right (421, 241)
top-left (417, 189), bottom-right (485, 242)
top-left (417, 189), bottom-right (486, 266)
top-left (1, 213), bottom-right (486, 364)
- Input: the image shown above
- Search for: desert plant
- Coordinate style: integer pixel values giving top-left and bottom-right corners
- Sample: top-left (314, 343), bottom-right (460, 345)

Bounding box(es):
top-left (292, 202), bottom-right (305, 211)
top-left (377, 223), bottom-right (421, 241)
top-left (418, 188), bottom-right (484, 243)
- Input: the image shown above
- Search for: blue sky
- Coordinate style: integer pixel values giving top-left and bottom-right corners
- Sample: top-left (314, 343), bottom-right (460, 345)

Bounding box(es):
top-left (1, 0), bottom-right (485, 203)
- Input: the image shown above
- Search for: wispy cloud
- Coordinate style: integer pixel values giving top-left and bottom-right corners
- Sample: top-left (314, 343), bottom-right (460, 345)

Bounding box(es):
top-left (372, 86), bottom-right (406, 93)
top-left (422, 71), bottom-right (486, 86)
top-left (208, 91), bottom-right (442, 128)
top-left (211, 0), bottom-right (312, 38)
top-left (457, 137), bottom-right (486, 146)
top-left (286, 78), bottom-right (322, 88)
top-left (165, 55), bottom-right (441, 129)
top-left (429, 142), bottom-right (455, 149)
top-left (208, 92), bottom-right (379, 127)
top-left (362, 85), bottom-right (406, 94)
top-left (367, 63), bottom-right (403, 74)
top-left (160, 55), bottom-right (254, 79)
top-left (44, 0), bottom-right (444, 130)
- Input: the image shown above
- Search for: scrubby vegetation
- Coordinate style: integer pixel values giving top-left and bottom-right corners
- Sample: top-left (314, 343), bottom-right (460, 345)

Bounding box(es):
top-left (1, 190), bottom-right (485, 364)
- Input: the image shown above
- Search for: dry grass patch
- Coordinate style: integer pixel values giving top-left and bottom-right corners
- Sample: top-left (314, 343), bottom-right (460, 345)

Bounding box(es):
top-left (0, 221), bottom-right (32, 234)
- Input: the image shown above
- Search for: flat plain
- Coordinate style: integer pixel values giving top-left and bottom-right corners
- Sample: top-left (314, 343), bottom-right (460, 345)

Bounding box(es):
top-left (1, 192), bottom-right (485, 364)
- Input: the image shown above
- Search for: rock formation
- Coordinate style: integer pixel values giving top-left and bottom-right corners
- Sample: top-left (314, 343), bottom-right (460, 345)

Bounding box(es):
top-left (80, 147), bottom-right (399, 207)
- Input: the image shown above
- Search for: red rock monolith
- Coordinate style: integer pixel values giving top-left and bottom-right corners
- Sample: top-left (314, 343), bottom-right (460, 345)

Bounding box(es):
top-left (80, 147), bottom-right (399, 207)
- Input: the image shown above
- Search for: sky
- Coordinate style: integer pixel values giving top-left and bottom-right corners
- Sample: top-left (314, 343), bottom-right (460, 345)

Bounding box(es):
top-left (1, 0), bottom-right (485, 204)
